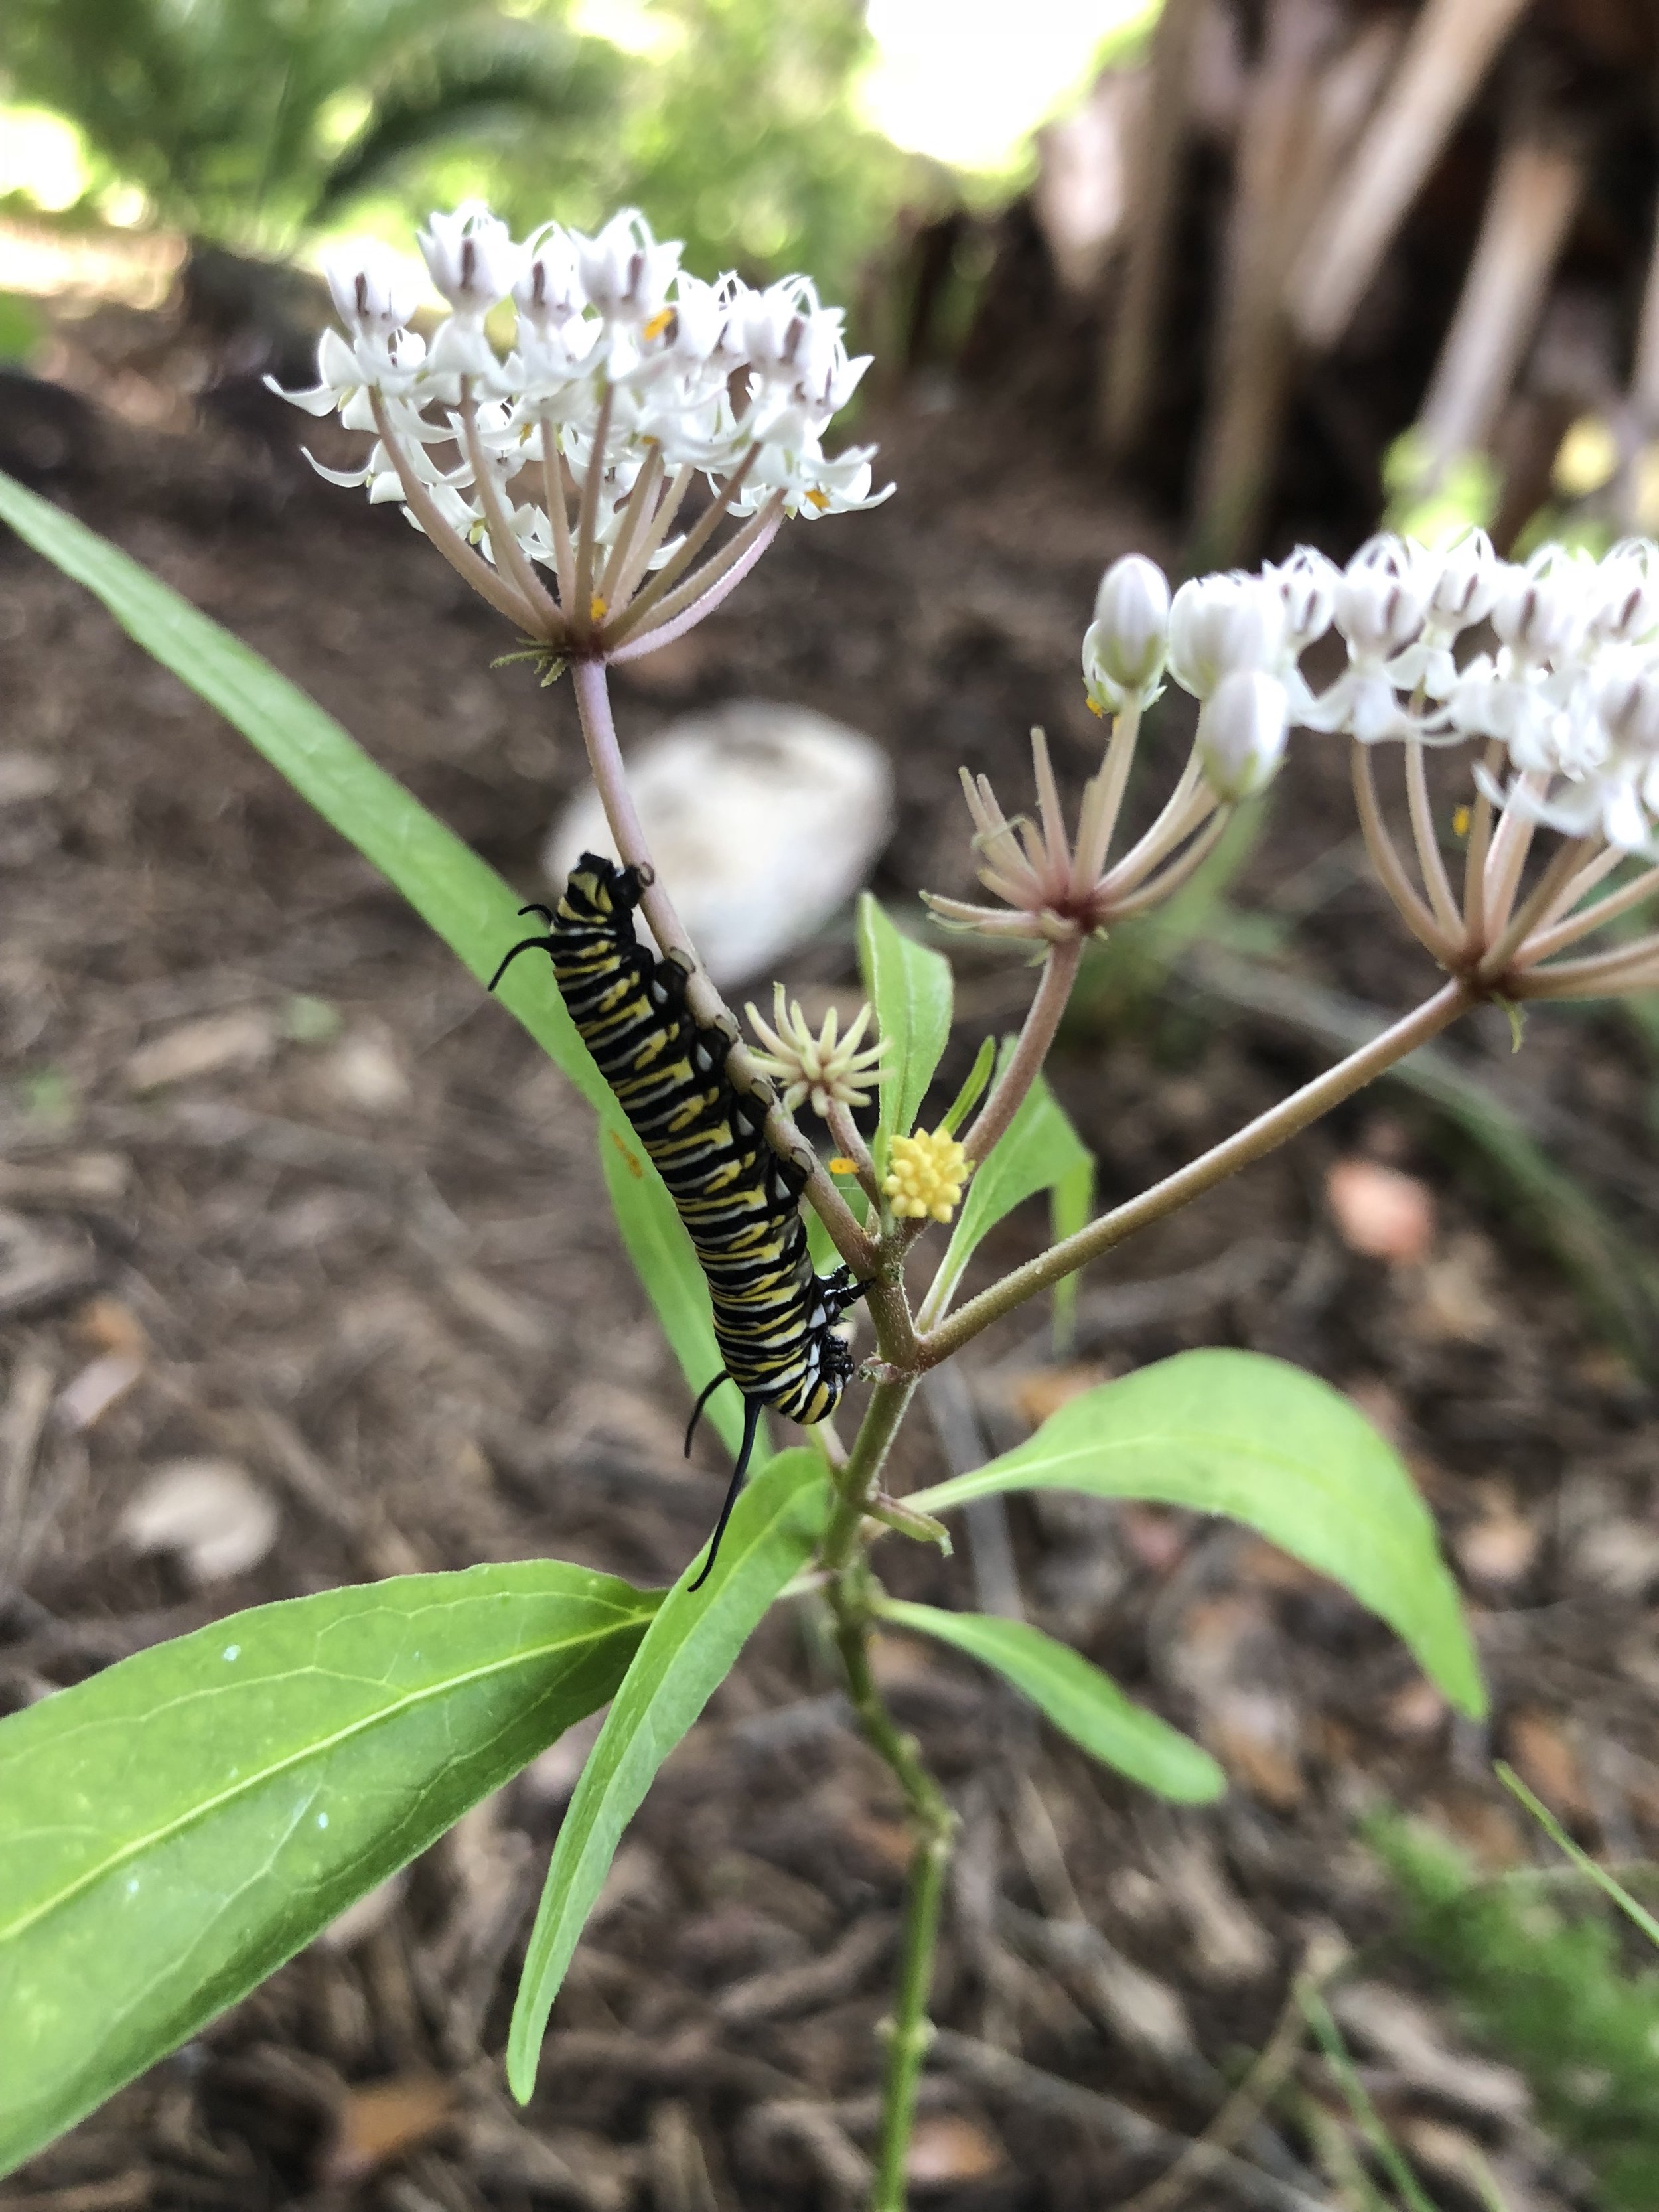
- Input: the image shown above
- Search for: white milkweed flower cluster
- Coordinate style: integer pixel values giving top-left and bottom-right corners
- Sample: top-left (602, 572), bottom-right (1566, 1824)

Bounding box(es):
top-left (271, 202), bottom-right (887, 660)
top-left (1087, 529), bottom-right (1659, 860)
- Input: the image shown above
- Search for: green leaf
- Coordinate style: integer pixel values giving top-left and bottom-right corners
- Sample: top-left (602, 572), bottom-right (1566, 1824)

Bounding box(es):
top-left (938, 1035), bottom-right (996, 1137)
top-left (922, 1061), bottom-right (1091, 1322)
top-left (0, 1564), bottom-right (658, 2175)
top-left (1048, 1151), bottom-right (1094, 1356)
top-left (0, 469), bottom-right (729, 1431)
top-left (875, 1599), bottom-right (1222, 1802)
top-left (507, 1448), bottom-right (829, 2097)
top-left (910, 1348), bottom-right (1484, 1718)
top-left (598, 1118), bottom-right (758, 1466)
top-left (857, 893), bottom-right (952, 1170)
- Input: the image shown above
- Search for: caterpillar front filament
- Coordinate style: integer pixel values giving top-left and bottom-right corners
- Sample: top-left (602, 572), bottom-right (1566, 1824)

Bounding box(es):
top-left (491, 855), bottom-right (865, 1587)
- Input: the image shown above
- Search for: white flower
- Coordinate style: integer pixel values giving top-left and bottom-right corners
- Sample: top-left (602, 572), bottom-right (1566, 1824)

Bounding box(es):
top-left (1167, 572), bottom-right (1287, 699)
top-left (577, 208), bottom-right (682, 328)
top-left (1196, 669), bottom-right (1289, 800)
top-left (418, 202), bottom-right (522, 319)
top-left (1587, 540), bottom-right (1659, 648)
top-left (1491, 544), bottom-right (1591, 666)
top-left (321, 242), bottom-right (419, 339)
top-left (1266, 545), bottom-right (1338, 654)
top-left (1334, 535), bottom-right (1431, 661)
top-left (1084, 554), bottom-right (1169, 715)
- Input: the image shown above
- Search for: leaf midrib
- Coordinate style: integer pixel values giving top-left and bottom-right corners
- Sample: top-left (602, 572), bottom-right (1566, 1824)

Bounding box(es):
top-left (0, 1604), bottom-right (650, 1951)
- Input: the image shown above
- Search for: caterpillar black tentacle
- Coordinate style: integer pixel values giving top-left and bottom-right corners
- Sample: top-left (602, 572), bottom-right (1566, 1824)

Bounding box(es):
top-left (491, 853), bottom-right (866, 1586)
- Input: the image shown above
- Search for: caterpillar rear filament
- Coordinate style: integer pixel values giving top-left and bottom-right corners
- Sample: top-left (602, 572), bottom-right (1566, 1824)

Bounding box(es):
top-left (491, 855), bottom-right (864, 1588)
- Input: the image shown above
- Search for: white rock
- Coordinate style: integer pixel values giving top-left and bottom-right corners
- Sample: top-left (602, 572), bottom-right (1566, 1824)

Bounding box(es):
top-left (120, 1457), bottom-right (280, 1582)
top-left (543, 700), bottom-right (893, 987)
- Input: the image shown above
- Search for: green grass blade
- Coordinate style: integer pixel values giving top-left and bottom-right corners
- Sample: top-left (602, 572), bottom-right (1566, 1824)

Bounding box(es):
top-left (0, 1564), bottom-right (657, 2175)
top-left (1496, 1761), bottom-right (1659, 1949)
top-left (857, 893), bottom-right (953, 1170)
top-left (875, 1599), bottom-right (1222, 1801)
top-left (910, 1347), bottom-right (1484, 1718)
top-left (1048, 1151), bottom-right (1094, 1355)
top-left (506, 1448), bottom-right (830, 2097)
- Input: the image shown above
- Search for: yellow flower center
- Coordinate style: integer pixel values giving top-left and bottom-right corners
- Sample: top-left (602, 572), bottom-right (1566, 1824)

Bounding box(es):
top-left (642, 307), bottom-right (675, 340)
top-left (883, 1128), bottom-right (970, 1223)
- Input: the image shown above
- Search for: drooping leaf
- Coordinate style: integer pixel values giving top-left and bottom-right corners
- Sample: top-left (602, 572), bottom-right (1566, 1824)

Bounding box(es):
top-left (875, 1599), bottom-right (1222, 1801)
top-left (0, 1564), bottom-right (658, 2175)
top-left (507, 1447), bottom-right (829, 2098)
top-left (0, 469), bottom-right (731, 1426)
top-left (923, 1061), bottom-right (1091, 1322)
top-left (856, 893), bottom-right (952, 1171)
top-left (910, 1348), bottom-right (1484, 1718)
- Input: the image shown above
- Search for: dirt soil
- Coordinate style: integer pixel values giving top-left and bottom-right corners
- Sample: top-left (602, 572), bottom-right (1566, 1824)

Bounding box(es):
top-left (4, 334), bottom-right (1659, 2212)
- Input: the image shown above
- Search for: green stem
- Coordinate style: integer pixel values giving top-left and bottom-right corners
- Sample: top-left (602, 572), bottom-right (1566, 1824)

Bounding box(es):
top-left (826, 1553), bottom-right (956, 2212)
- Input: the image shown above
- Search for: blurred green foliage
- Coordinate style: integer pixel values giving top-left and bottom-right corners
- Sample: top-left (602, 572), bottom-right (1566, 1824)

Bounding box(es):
top-left (0, 0), bottom-right (909, 293)
top-left (1375, 1812), bottom-right (1659, 2211)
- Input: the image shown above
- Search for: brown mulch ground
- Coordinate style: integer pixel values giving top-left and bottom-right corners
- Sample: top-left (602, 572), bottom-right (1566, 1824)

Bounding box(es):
top-left (4, 311), bottom-right (1659, 2212)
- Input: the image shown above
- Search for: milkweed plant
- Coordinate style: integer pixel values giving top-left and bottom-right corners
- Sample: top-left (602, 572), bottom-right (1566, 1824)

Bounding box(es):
top-left (5, 199), bottom-right (1659, 2203)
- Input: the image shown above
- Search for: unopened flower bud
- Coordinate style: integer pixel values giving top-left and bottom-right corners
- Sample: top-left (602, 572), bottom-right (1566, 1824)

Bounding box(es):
top-left (1196, 669), bottom-right (1289, 800)
top-left (1428, 526), bottom-right (1499, 630)
top-left (514, 222), bottom-right (584, 334)
top-left (1085, 555), bottom-right (1169, 713)
top-left (883, 1127), bottom-right (970, 1223)
top-left (1167, 573), bottom-right (1286, 699)
top-left (419, 204), bottom-right (521, 321)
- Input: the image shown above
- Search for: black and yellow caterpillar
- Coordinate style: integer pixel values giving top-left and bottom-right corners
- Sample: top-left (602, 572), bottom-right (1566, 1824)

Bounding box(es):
top-left (491, 854), bottom-right (863, 1587)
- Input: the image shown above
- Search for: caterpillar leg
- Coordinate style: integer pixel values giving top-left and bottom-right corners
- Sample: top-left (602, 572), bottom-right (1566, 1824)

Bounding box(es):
top-left (687, 1393), bottom-right (764, 1593)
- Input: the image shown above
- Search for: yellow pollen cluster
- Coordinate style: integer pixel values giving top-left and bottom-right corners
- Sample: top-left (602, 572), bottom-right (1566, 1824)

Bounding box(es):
top-left (883, 1128), bottom-right (970, 1222)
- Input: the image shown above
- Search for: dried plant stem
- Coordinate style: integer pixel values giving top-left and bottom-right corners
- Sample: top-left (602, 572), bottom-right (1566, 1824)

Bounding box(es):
top-left (368, 392), bottom-right (536, 630)
top-left (567, 658), bottom-right (872, 1276)
top-left (919, 976), bottom-right (1472, 1367)
top-left (962, 936), bottom-right (1084, 1167)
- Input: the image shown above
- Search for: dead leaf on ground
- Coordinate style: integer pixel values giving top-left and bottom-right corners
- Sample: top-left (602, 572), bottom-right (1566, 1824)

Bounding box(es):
top-left (1455, 1487), bottom-right (1539, 1591)
top-left (1007, 1363), bottom-right (1110, 1427)
top-left (55, 1351), bottom-right (145, 1434)
top-left (321, 2072), bottom-right (455, 2185)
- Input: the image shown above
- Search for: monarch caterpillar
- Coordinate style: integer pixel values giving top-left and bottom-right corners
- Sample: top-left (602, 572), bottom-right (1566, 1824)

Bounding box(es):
top-left (491, 854), bottom-right (865, 1587)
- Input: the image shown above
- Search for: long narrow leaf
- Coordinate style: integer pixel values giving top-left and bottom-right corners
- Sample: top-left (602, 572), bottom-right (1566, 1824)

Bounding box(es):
top-left (876, 1599), bottom-right (1222, 1801)
top-left (1048, 1151), bottom-right (1094, 1355)
top-left (0, 1564), bottom-right (657, 2174)
top-left (506, 1448), bottom-right (830, 2097)
top-left (0, 469), bottom-right (730, 1424)
top-left (910, 1348), bottom-right (1484, 1718)
top-left (857, 893), bottom-right (953, 1170)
